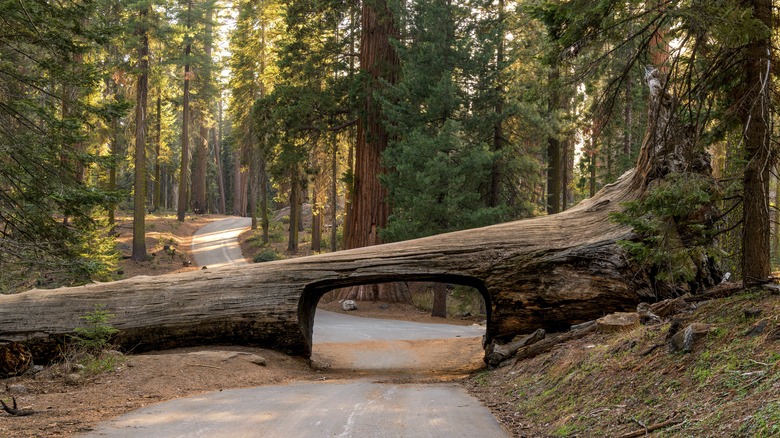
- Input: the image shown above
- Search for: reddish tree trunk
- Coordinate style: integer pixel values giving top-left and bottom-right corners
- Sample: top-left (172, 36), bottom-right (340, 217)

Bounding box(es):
top-left (431, 283), bottom-right (447, 318)
top-left (334, 0), bottom-right (408, 302)
top-left (177, 0), bottom-right (193, 222)
top-left (740, 0), bottom-right (772, 286)
top-left (345, 0), bottom-right (399, 250)
top-left (132, 6), bottom-right (149, 261)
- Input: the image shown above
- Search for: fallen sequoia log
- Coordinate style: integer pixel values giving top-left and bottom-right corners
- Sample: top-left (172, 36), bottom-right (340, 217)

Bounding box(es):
top-left (0, 70), bottom-right (720, 363)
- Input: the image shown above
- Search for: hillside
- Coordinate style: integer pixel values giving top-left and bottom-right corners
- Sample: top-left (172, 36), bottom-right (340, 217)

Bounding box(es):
top-left (467, 286), bottom-right (780, 437)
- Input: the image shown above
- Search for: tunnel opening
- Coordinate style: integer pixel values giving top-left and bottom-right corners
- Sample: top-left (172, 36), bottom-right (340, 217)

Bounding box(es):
top-left (299, 275), bottom-right (492, 373)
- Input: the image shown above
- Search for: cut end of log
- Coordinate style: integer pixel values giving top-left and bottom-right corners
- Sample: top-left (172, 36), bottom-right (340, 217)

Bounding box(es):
top-left (596, 312), bottom-right (640, 333)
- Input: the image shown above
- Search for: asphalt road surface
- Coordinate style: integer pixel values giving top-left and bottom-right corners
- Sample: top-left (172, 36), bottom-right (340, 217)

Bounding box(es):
top-left (191, 216), bottom-right (252, 268)
top-left (81, 217), bottom-right (506, 437)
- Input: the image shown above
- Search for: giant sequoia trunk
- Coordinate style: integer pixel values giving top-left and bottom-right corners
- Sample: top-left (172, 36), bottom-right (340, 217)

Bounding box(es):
top-left (0, 72), bottom-right (718, 363)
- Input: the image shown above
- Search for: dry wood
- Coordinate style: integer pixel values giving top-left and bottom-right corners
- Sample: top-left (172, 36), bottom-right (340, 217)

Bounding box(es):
top-left (486, 329), bottom-right (545, 366)
top-left (513, 323), bottom-right (599, 364)
top-left (682, 282), bottom-right (742, 302)
top-left (0, 397), bottom-right (34, 417)
top-left (618, 418), bottom-right (683, 438)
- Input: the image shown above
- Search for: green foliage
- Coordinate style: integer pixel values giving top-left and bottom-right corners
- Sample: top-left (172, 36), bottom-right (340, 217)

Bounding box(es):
top-left (72, 305), bottom-right (120, 353)
top-left (253, 248), bottom-right (284, 263)
top-left (610, 173), bottom-right (722, 285)
top-left (379, 0), bottom-right (508, 242)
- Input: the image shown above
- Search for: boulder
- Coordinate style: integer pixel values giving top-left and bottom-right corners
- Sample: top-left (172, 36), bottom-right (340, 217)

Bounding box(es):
top-left (341, 300), bottom-right (358, 311)
top-left (669, 323), bottom-right (713, 353)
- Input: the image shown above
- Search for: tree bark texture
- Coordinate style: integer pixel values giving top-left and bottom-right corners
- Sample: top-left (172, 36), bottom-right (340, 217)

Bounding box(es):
top-left (0, 74), bottom-right (718, 363)
top-left (739, 0), bottom-right (772, 286)
top-left (132, 7), bottom-right (149, 261)
top-left (177, 2), bottom-right (192, 223)
top-left (215, 100), bottom-right (227, 214)
top-left (191, 6), bottom-right (213, 214)
top-left (153, 93), bottom-right (162, 211)
top-left (345, 0), bottom-right (399, 250)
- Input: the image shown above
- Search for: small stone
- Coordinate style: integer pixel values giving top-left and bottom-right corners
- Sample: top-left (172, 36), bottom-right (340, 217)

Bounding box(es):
top-left (341, 300), bottom-right (358, 311)
top-left (201, 266), bottom-right (208, 270)
top-left (72, 363), bottom-right (85, 371)
top-left (245, 354), bottom-right (267, 367)
top-left (378, 303), bottom-right (389, 310)
top-left (64, 373), bottom-right (84, 386)
top-left (126, 361), bottom-right (135, 368)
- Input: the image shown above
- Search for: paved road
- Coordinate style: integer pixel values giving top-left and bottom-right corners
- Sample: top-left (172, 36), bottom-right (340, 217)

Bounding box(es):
top-left (82, 381), bottom-right (504, 438)
top-left (314, 309), bottom-right (485, 343)
top-left (191, 217), bottom-right (251, 268)
top-left (81, 217), bottom-right (506, 437)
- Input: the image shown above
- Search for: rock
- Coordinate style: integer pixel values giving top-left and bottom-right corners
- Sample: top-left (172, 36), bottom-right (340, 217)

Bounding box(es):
top-left (71, 363), bottom-right (85, 371)
top-left (746, 319), bottom-right (769, 337)
top-left (64, 373), bottom-right (84, 386)
top-left (744, 308), bottom-right (762, 319)
top-left (341, 300), bottom-right (358, 311)
top-left (244, 354), bottom-right (267, 366)
top-left (7, 384), bottom-right (28, 394)
top-left (596, 312), bottom-right (640, 333)
top-left (378, 303), bottom-right (389, 310)
top-left (669, 323), bottom-right (713, 353)
top-left (201, 266), bottom-right (208, 270)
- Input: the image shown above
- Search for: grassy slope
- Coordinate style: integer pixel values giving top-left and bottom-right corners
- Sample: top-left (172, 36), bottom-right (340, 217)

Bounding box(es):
top-left (468, 288), bottom-right (780, 437)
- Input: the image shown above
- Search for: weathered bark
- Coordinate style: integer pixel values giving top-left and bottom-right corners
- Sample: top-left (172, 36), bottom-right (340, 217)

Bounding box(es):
top-left (513, 323), bottom-right (598, 363)
top-left (0, 73), bottom-right (717, 363)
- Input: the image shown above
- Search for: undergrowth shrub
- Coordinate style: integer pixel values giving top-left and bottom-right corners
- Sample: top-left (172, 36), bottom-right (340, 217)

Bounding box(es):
top-left (66, 305), bottom-right (123, 377)
top-left (610, 172), bottom-right (723, 288)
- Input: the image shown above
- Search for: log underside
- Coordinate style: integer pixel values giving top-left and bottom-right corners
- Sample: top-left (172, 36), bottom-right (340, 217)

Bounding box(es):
top-left (1, 169), bottom-right (653, 363)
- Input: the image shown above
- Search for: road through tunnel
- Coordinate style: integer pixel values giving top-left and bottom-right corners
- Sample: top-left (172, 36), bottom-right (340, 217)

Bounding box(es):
top-left (298, 275), bottom-right (492, 370)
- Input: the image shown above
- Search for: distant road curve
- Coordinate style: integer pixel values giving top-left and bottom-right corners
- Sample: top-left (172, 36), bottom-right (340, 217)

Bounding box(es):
top-left (191, 217), bottom-right (251, 268)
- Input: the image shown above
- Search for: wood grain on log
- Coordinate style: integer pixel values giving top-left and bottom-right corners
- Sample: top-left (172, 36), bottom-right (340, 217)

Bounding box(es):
top-left (0, 172), bottom-right (642, 362)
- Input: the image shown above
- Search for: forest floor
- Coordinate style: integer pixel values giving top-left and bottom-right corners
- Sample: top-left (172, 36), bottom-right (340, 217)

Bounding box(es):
top-left (3, 213), bottom-right (779, 437)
